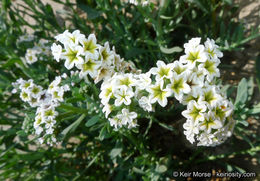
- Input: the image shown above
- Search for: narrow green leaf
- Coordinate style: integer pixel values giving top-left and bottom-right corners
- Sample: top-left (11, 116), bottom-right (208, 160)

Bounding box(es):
top-left (1, 58), bottom-right (24, 68)
top-left (99, 125), bottom-right (108, 141)
top-left (85, 115), bottom-right (99, 127)
top-left (61, 114), bottom-right (86, 137)
top-left (159, 15), bottom-right (173, 20)
top-left (249, 103), bottom-right (260, 114)
top-left (16, 130), bottom-right (27, 137)
top-left (155, 165), bottom-right (167, 173)
top-left (160, 46), bottom-right (182, 54)
top-left (77, 1), bottom-right (101, 20)
top-left (235, 78), bottom-right (248, 106)
top-left (109, 147), bottom-right (122, 158)
top-left (247, 77), bottom-right (254, 101)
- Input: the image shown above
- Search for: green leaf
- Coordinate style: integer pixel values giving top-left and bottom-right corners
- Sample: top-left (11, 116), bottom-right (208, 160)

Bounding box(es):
top-left (249, 103), bottom-right (260, 115)
top-left (239, 120), bottom-right (249, 127)
top-left (77, 1), bottom-right (101, 20)
top-left (159, 15), bottom-right (173, 20)
top-left (16, 130), bottom-right (27, 137)
top-left (155, 165), bottom-right (167, 173)
top-left (85, 115), bottom-right (99, 127)
top-left (1, 58), bottom-right (24, 68)
top-left (247, 77), bottom-right (254, 101)
top-left (109, 147), bottom-right (122, 158)
top-left (20, 152), bottom-right (44, 161)
top-left (99, 125), bottom-right (108, 141)
top-left (61, 114), bottom-right (86, 137)
top-left (160, 46), bottom-right (182, 54)
top-left (235, 78), bottom-right (248, 106)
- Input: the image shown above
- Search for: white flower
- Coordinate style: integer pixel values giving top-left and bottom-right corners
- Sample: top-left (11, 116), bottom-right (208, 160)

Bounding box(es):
top-left (181, 91), bottom-right (201, 105)
top-left (48, 76), bottom-right (61, 93)
top-left (138, 96), bottom-right (152, 112)
top-left (29, 97), bottom-right (40, 107)
top-left (61, 73), bottom-right (68, 78)
top-left (117, 108), bottom-right (137, 125)
top-left (127, 119), bottom-right (138, 128)
top-left (204, 38), bottom-right (223, 59)
top-left (69, 30), bottom-right (86, 45)
top-left (51, 86), bottom-right (64, 102)
top-left (185, 72), bottom-right (204, 98)
top-left (200, 85), bottom-right (221, 107)
top-left (197, 132), bottom-right (214, 146)
top-left (99, 82), bottom-right (114, 105)
top-left (45, 118), bottom-right (56, 129)
top-left (46, 127), bottom-right (54, 135)
top-left (102, 104), bottom-right (112, 118)
top-left (108, 116), bottom-right (122, 130)
top-left (18, 34), bottom-right (35, 43)
top-left (34, 114), bottom-right (42, 128)
top-left (199, 112), bottom-right (222, 133)
top-left (172, 61), bottom-right (190, 76)
top-left (76, 55), bottom-right (101, 79)
top-left (115, 73), bottom-right (136, 88)
top-left (94, 66), bottom-right (114, 84)
top-left (182, 100), bottom-right (207, 123)
top-left (63, 84), bottom-right (70, 91)
top-left (198, 58), bottom-right (220, 82)
top-left (29, 85), bottom-right (43, 98)
top-left (213, 99), bottom-right (234, 121)
top-left (183, 119), bottom-right (199, 144)
top-left (11, 88), bottom-right (17, 94)
top-left (147, 81), bottom-right (171, 107)
top-left (113, 53), bottom-right (124, 71)
top-left (129, 0), bottom-right (137, 5)
top-left (42, 107), bottom-right (58, 121)
top-left (166, 74), bottom-right (190, 101)
top-left (80, 33), bottom-right (99, 58)
top-left (20, 89), bottom-right (30, 102)
top-left (64, 45), bottom-right (84, 69)
top-left (25, 49), bottom-right (38, 64)
top-left (51, 43), bottom-right (62, 62)
top-left (99, 42), bottom-right (114, 66)
top-left (149, 60), bottom-right (174, 81)
top-left (184, 38), bottom-right (201, 49)
top-left (114, 86), bottom-right (134, 106)
top-left (135, 73), bottom-right (151, 90)
top-left (56, 30), bottom-right (85, 46)
top-left (180, 38), bottom-right (207, 67)
top-left (38, 137), bottom-right (44, 144)
top-left (35, 126), bottom-right (43, 135)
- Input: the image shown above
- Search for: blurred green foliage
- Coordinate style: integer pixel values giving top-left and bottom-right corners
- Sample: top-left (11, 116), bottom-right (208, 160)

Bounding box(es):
top-left (0, 0), bottom-right (260, 180)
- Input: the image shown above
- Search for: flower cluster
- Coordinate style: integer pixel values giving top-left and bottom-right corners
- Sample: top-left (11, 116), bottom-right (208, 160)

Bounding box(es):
top-left (24, 39), bottom-right (51, 64)
top-left (99, 37), bottom-right (235, 146)
top-left (17, 34), bottom-right (36, 43)
top-left (51, 30), bottom-right (139, 84)
top-left (51, 30), bottom-right (142, 130)
top-left (178, 38), bottom-right (235, 146)
top-left (100, 73), bottom-right (140, 129)
top-left (50, 30), bottom-right (235, 146)
top-left (12, 76), bottom-right (70, 145)
top-left (13, 30), bottom-right (230, 146)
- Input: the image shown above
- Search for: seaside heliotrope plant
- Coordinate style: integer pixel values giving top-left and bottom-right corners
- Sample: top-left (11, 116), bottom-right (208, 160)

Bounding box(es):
top-left (13, 30), bottom-right (235, 146)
